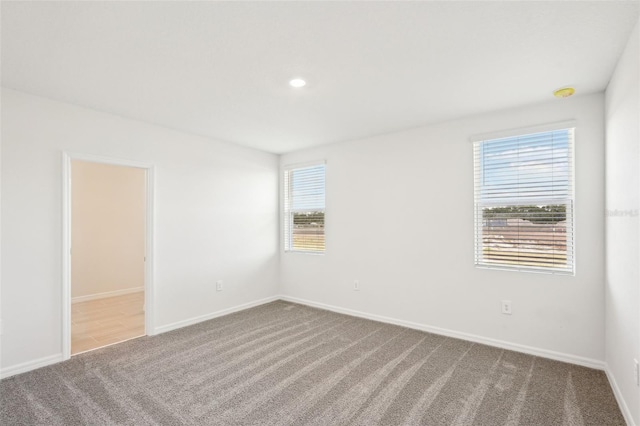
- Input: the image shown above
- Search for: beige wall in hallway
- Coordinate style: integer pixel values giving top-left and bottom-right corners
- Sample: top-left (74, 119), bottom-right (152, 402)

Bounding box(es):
top-left (71, 160), bottom-right (145, 299)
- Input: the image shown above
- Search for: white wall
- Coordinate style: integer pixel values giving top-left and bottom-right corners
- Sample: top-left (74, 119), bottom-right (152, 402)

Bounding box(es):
top-left (1, 88), bottom-right (279, 371)
top-left (281, 93), bottom-right (606, 365)
top-left (71, 161), bottom-right (145, 299)
top-left (605, 18), bottom-right (640, 426)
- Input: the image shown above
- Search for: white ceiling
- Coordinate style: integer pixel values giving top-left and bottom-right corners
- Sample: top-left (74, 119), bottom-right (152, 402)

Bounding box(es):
top-left (2, 1), bottom-right (639, 154)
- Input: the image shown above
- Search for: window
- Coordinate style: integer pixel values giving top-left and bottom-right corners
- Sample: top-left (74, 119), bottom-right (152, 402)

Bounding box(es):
top-left (473, 127), bottom-right (575, 274)
top-left (284, 162), bottom-right (326, 253)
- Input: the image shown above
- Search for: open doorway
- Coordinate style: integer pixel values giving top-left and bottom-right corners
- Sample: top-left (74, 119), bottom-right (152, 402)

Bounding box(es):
top-left (62, 153), bottom-right (155, 359)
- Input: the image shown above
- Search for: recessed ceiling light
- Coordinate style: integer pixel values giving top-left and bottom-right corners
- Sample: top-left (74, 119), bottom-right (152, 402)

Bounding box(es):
top-left (289, 78), bottom-right (306, 88)
top-left (553, 87), bottom-right (575, 98)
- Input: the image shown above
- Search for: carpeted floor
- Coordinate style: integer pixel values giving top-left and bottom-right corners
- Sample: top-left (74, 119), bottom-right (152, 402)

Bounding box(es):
top-left (0, 301), bottom-right (625, 425)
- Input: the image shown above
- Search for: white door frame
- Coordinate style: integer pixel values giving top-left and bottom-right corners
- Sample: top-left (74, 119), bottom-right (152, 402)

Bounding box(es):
top-left (62, 151), bottom-right (155, 361)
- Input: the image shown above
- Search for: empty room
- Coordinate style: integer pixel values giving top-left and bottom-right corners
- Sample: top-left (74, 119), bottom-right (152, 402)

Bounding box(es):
top-left (1, 1), bottom-right (639, 425)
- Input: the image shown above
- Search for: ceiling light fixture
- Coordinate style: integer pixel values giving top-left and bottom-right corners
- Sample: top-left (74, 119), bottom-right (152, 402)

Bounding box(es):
top-left (289, 78), bottom-right (306, 88)
top-left (553, 87), bottom-right (575, 98)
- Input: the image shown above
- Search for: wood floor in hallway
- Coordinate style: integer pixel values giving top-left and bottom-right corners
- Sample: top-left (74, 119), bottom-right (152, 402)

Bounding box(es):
top-left (71, 291), bottom-right (145, 355)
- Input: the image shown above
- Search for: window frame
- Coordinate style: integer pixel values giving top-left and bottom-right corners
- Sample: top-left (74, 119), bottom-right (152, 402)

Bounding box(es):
top-left (471, 122), bottom-right (576, 275)
top-left (282, 160), bottom-right (326, 255)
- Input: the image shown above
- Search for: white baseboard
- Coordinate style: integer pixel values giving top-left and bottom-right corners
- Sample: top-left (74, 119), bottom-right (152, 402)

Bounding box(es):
top-left (279, 295), bottom-right (605, 371)
top-left (154, 296), bottom-right (280, 335)
top-left (1, 296), bottom-right (279, 379)
top-left (0, 354), bottom-right (64, 380)
top-left (605, 365), bottom-right (637, 426)
top-left (1, 295), bottom-right (607, 391)
top-left (72, 287), bottom-right (144, 304)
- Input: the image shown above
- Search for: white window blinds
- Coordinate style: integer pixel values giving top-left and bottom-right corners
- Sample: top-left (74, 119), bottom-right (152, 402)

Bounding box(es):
top-left (284, 163), bottom-right (326, 253)
top-left (473, 128), bottom-right (575, 274)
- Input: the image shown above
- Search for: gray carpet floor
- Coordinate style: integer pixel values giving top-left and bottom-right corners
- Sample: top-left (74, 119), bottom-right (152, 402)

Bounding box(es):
top-left (0, 301), bottom-right (626, 425)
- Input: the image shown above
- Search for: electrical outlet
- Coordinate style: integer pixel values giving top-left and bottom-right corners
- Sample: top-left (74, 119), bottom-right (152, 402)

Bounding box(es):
top-left (501, 300), bottom-right (512, 315)
top-left (216, 280), bottom-right (223, 292)
top-left (354, 280), bottom-right (360, 291)
top-left (635, 359), bottom-right (639, 386)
